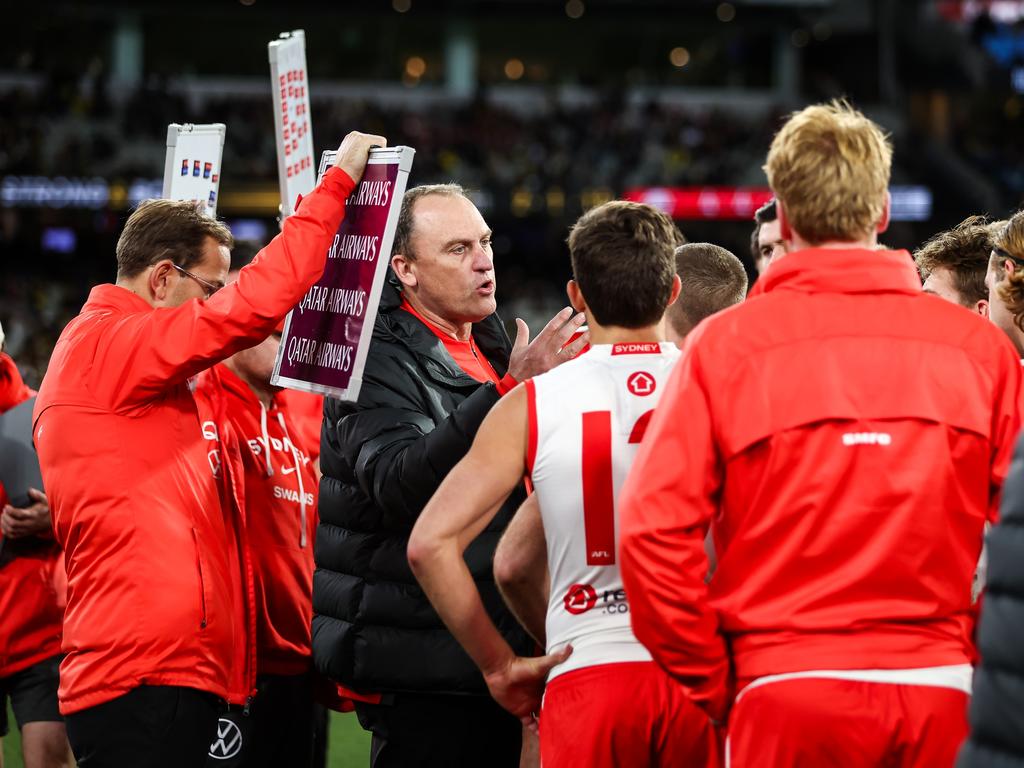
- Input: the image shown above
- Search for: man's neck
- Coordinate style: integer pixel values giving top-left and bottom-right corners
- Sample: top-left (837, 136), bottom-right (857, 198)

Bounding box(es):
top-left (402, 292), bottom-right (473, 342)
top-left (223, 358), bottom-right (277, 409)
top-left (588, 320), bottom-right (666, 347)
top-left (789, 233), bottom-right (880, 252)
top-left (115, 276), bottom-right (155, 307)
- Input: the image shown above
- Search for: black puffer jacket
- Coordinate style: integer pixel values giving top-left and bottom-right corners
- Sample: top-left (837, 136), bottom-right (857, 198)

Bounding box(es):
top-left (313, 274), bottom-right (531, 696)
top-left (959, 431), bottom-right (1024, 767)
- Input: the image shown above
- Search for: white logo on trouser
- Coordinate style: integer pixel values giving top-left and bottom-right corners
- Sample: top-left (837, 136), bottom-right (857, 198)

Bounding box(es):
top-left (209, 718), bottom-right (243, 760)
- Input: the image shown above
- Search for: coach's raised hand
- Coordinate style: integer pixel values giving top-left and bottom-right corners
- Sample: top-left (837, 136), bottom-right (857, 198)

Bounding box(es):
top-left (333, 130), bottom-right (388, 186)
top-left (507, 307), bottom-right (588, 382)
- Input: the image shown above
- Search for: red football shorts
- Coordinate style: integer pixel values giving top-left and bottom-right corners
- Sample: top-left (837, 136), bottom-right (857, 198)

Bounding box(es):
top-left (726, 675), bottom-right (969, 767)
top-left (539, 661), bottom-right (719, 768)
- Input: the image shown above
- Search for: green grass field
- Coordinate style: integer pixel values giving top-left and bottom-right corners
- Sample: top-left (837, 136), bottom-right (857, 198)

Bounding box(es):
top-left (1, 703), bottom-right (370, 767)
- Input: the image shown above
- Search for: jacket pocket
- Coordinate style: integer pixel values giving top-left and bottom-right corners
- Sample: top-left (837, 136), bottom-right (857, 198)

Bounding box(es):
top-left (192, 527), bottom-right (208, 629)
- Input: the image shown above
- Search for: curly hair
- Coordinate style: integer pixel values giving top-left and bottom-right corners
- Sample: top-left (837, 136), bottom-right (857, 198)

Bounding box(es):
top-left (991, 212), bottom-right (1024, 332)
top-left (913, 215), bottom-right (992, 308)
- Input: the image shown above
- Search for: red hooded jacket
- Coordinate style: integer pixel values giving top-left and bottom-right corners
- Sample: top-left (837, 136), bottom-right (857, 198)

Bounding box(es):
top-left (277, 388), bottom-right (324, 464)
top-left (32, 167), bottom-right (355, 714)
top-left (0, 353), bottom-right (63, 678)
top-left (193, 364), bottom-right (318, 689)
top-left (620, 248), bottom-right (1022, 719)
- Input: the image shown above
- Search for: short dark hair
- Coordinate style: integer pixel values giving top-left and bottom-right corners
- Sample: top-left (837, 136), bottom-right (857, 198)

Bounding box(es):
top-left (667, 243), bottom-right (748, 338)
top-left (914, 215), bottom-right (992, 308)
top-left (116, 199), bottom-right (234, 279)
top-left (391, 183), bottom-right (469, 261)
top-left (750, 198), bottom-right (778, 261)
top-left (229, 240), bottom-right (262, 273)
top-left (567, 201), bottom-right (684, 329)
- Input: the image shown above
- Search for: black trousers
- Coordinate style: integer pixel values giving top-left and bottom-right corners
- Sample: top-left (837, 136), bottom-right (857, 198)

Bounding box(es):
top-left (356, 693), bottom-right (521, 768)
top-left (205, 673), bottom-right (315, 768)
top-left (65, 685), bottom-right (221, 768)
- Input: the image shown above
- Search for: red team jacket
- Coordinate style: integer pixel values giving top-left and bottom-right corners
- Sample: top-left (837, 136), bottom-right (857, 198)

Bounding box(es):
top-left (278, 388), bottom-right (324, 464)
top-left (620, 248), bottom-right (1023, 718)
top-left (0, 353), bottom-right (63, 679)
top-left (32, 166), bottom-right (355, 714)
top-left (193, 364), bottom-right (318, 695)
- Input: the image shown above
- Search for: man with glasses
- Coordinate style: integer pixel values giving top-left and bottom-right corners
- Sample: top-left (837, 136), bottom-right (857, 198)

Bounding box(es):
top-left (32, 131), bottom-right (384, 768)
top-left (172, 262), bottom-right (222, 298)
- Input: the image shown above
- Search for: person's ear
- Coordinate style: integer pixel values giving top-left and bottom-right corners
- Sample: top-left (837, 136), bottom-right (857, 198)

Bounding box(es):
top-left (976, 299), bottom-right (989, 319)
top-left (566, 279), bottom-right (587, 313)
top-left (666, 274), bottom-right (682, 307)
top-left (877, 192), bottom-right (891, 234)
top-left (391, 254), bottom-right (418, 289)
top-left (150, 261), bottom-right (175, 303)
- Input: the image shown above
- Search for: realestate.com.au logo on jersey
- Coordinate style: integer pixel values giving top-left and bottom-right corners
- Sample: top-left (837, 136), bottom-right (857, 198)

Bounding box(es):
top-left (562, 583), bottom-right (630, 615)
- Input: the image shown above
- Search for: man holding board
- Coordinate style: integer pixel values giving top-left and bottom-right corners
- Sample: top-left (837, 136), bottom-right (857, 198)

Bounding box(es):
top-left (32, 130), bottom-right (383, 768)
top-left (313, 183), bottom-right (587, 766)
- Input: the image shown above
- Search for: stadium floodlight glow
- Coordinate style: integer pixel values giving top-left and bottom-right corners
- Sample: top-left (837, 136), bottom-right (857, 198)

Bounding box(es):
top-left (505, 59), bottom-right (525, 80)
top-left (669, 47), bottom-right (690, 68)
top-left (405, 56), bottom-right (426, 78)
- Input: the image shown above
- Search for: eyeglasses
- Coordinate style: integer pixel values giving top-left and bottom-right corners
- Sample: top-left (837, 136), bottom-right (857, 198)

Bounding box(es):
top-left (172, 263), bottom-right (221, 298)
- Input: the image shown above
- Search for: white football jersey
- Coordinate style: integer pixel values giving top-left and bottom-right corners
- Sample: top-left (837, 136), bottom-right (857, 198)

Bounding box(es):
top-left (525, 341), bottom-right (681, 680)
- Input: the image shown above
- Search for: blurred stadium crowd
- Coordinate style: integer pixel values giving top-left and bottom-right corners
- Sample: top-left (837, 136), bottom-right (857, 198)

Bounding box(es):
top-left (2, 0), bottom-right (1024, 389)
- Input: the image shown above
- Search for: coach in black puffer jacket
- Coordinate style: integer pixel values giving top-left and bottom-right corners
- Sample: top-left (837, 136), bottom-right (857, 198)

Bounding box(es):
top-left (314, 184), bottom-right (585, 767)
top-left (958, 431), bottom-right (1024, 768)
top-left (314, 269), bottom-right (531, 691)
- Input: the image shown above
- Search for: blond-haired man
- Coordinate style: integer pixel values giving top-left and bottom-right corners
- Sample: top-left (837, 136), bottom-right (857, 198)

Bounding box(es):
top-left (619, 101), bottom-right (1022, 767)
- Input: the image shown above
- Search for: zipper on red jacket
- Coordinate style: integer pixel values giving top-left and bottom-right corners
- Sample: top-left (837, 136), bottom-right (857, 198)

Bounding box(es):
top-left (211, 372), bottom-right (260, 708)
top-left (191, 528), bottom-right (208, 629)
top-left (225, 421), bottom-right (260, 710)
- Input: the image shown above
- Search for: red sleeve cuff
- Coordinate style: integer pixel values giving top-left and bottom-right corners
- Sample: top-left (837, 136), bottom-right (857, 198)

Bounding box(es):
top-left (324, 165), bottom-right (357, 197)
top-left (496, 373), bottom-right (519, 396)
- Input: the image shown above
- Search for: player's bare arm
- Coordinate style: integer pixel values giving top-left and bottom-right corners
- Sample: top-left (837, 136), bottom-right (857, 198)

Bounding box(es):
top-left (494, 494), bottom-right (550, 646)
top-left (408, 386), bottom-right (571, 722)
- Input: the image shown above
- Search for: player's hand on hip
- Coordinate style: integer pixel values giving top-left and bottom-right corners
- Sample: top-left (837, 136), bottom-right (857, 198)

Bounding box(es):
top-left (334, 131), bottom-right (388, 186)
top-left (483, 645), bottom-right (573, 722)
top-left (507, 308), bottom-right (587, 382)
